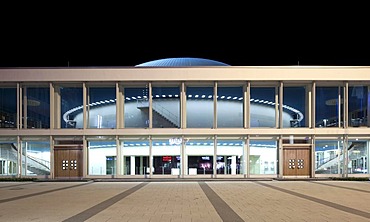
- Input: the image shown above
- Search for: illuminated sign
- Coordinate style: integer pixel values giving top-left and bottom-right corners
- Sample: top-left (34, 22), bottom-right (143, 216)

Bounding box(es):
top-left (169, 137), bottom-right (182, 145)
top-left (162, 156), bottom-right (172, 162)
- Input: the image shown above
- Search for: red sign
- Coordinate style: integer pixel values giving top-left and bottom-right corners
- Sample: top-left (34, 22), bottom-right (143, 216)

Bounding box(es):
top-left (162, 156), bottom-right (172, 162)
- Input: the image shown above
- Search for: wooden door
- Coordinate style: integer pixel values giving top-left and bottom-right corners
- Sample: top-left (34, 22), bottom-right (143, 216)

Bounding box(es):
top-left (283, 146), bottom-right (311, 176)
top-left (296, 147), bottom-right (310, 176)
top-left (54, 147), bottom-right (83, 179)
top-left (283, 148), bottom-right (297, 176)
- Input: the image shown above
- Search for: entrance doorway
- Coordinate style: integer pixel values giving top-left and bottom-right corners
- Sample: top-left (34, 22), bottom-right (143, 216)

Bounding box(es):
top-left (283, 146), bottom-right (311, 176)
top-left (54, 146), bottom-right (83, 179)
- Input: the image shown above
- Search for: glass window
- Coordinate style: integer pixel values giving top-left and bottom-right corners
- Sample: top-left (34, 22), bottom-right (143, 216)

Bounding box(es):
top-left (249, 140), bottom-right (277, 174)
top-left (21, 140), bottom-right (50, 176)
top-left (0, 87), bottom-right (17, 128)
top-left (217, 86), bottom-right (243, 128)
top-left (347, 140), bottom-right (368, 174)
top-left (186, 139), bottom-right (214, 175)
top-left (250, 87), bottom-right (276, 128)
top-left (315, 86), bottom-right (344, 127)
top-left (0, 138), bottom-right (17, 176)
top-left (152, 87), bottom-right (180, 128)
top-left (315, 139), bottom-right (343, 174)
top-left (283, 86), bottom-right (307, 128)
top-left (120, 139), bottom-right (149, 175)
top-left (124, 87), bottom-right (149, 128)
top-left (152, 138), bottom-right (181, 175)
top-left (88, 140), bottom-right (116, 175)
top-left (216, 139), bottom-right (243, 175)
top-left (186, 86), bottom-right (213, 128)
top-left (348, 86), bottom-right (370, 127)
top-left (88, 87), bottom-right (116, 128)
top-left (23, 87), bottom-right (50, 129)
top-left (60, 86), bottom-right (83, 128)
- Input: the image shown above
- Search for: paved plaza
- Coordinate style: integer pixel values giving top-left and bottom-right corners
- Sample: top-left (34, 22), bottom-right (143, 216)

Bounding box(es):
top-left (0, 180), bottom-right (369, 221)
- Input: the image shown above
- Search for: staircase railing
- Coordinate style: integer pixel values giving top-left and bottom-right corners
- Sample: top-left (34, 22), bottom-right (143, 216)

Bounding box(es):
top-left (152, 102), bottom-right (179, 127)
top-left (136, 98), bottom-right (180, 127)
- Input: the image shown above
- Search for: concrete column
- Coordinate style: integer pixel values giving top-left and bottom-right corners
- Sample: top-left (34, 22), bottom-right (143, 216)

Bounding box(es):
top-left (130, 156), bottom-right (135, 176)
top-left (231, 155), bottom-right (236, 175)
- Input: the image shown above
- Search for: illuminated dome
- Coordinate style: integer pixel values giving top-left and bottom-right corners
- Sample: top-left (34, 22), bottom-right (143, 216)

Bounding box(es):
top-left (135, 57), bottom-right (230, 67)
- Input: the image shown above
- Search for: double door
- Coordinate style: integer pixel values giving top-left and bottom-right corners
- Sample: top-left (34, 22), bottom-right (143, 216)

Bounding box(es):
top-left (283, 146), bottom-right (311, 176)
top-left (54, 146), bottom-right (83, 179)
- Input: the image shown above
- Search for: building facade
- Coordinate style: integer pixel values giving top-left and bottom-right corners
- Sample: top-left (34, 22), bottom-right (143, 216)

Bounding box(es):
top-left (0, 58), bottom-right (369, 179)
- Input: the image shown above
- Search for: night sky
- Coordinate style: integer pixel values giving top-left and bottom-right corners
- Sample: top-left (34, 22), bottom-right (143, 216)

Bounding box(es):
top-left (1, 10), bottom-right (370, 68)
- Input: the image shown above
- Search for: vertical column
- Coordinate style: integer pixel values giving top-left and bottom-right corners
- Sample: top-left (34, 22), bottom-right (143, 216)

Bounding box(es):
top-left (17, 136), bottom-right (21, 178)
top-left (181, 135), bottom-right (185, 178)
top-left (344, 82), bottom-right (349, 128)
top-left (278, 82), bottom-right (283, 128)
top-left (116, 83), bottom-right (124, 129)
top-left (50, 135), bottom-right (54, 179)
top-left (311, 136), bottom-right (316, 178)
top-left (278, 136), bottom-right (283, 178)
top-left (214, 82), bottom-right (217, 129)
top-left (116, 136), bottom-right (121, 176)
top-left (231, 156), bottom-right (236, 175)
top-left (181, 82), bottom-right (186, 129)
top-left (224, 155), bottom-right (227, 175)
top-left (213, 136), bottom-right (217, 178)
top-left (149, 136), bottom-right (153, 178)
top-left (23, 86), bottom-right (27, 129)
top-left (149, 82), bottom-right (152, 129)
top-left (275, 85), bottom-right (279, 128)
top-left (244, 136), bottom-right (250, 178)
top-left (338, 85), bottom-right (342, 128)
top-left (17, 83), bottom-right (20, 129)
top-left (312, 82), bottom-right (316, 128)
top-left (343, 135), bottom-right (348, 177)
top-left (305, 84), bottom-right (312, 128)
top-left (83, 136), bottom-right (88, 177)
top-left (139, 156), bottom-right (142, 175)
top-left (244, 82), bottom-right (250, 129)
top-left (83, 83), bottom-right (87, 130)
top-left (130, 156), bottom-right (135, 176)
top-left (54, 85), bottom-right (61, 128)
top-left (49, 83), bottom-right (55, 129)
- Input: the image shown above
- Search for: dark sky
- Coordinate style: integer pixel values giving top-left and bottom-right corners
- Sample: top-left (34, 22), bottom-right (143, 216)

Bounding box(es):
top-left (2, 35), bottom-right (369, 67)
top-left (1, 9), bottom-right (369, 67)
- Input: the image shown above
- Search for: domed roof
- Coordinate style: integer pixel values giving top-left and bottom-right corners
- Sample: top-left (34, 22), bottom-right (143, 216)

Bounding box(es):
top-left (135, 57), bottom-right (230, 67)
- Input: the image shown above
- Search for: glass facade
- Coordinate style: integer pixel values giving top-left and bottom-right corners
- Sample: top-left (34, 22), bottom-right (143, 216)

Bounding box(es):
top-left (347, 139), bottom-right (368, 174)
top-left (87, 87), bottom-right (116, 128)
top-left (88, 140), bottom-right (116, 175)
top-left (124, 86), bottom-right (149, 128)
top-left (120, 138), bottom-right (149, 176)
top-left (216, 139), bottom-right (243, 175)
top-left (1, 67), bottom-right (370, 179)
top-left (283, 86), bottom-right (307, 128)
top-left (315, 139), bottom-right (343, 174)
top-left (21, 139), bottom-right (50, 176)
top-left (152, 138), bottom-right (181, 175)
top-left (316, 86), bottom-right (344, 127)
top-left (186, 86), bottom-right (214, 128)
top-left (217, 86), bottom-right (243, 128)
top-left (0, 138), bottom-right (17, 176)
top-left (186, 139), bottom-right (214, 175)
top-left (250, 87), bottom-right (276, 128)
top-left (0, 87), bottom-right (17, 128)
top-left (60, 86), bottom-right (83, 128)
top-left (22, 87), bottom-right (50, 129)
top-left (348, 85), bottom-right (370, 127)
top-left (250, 140), bottom-right (277, 175)
top-left (152, 86), bottom-right (180, 128)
